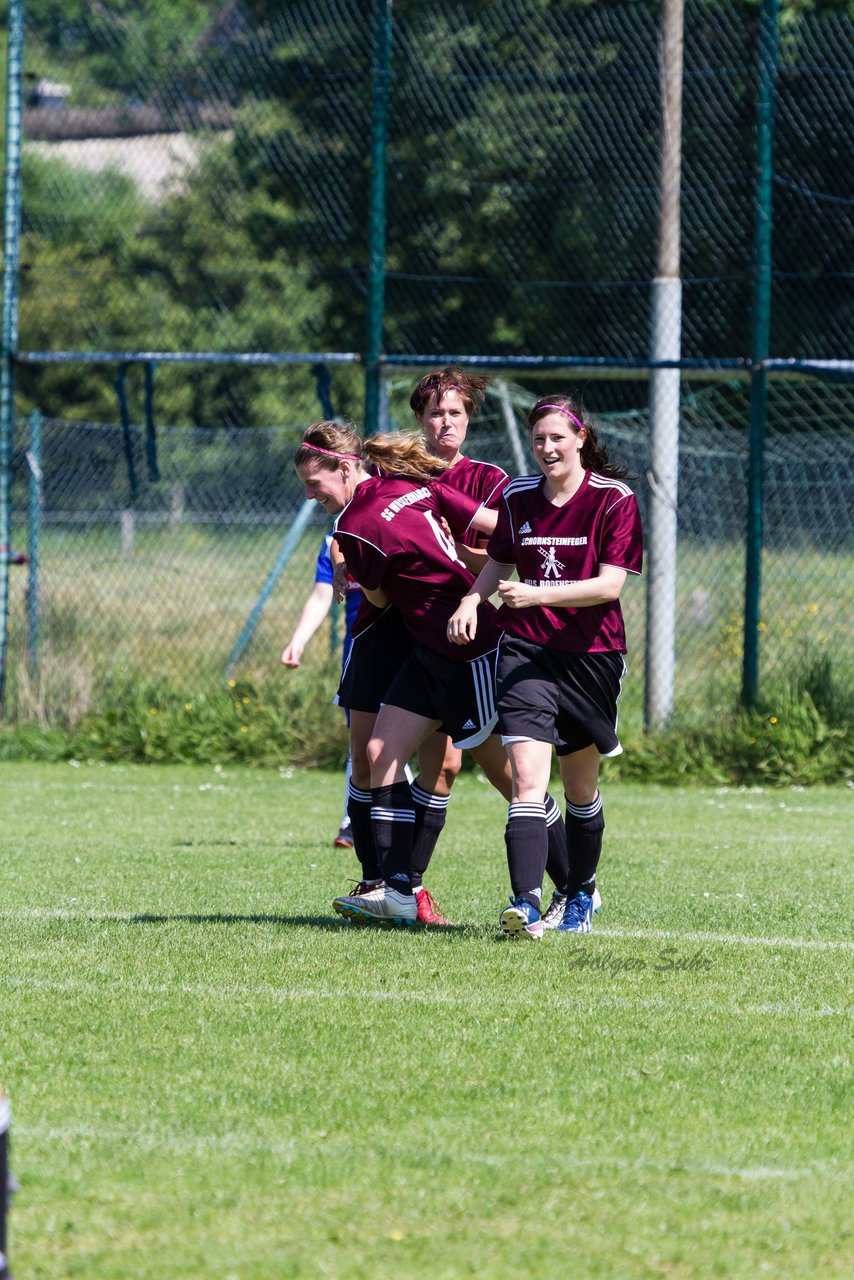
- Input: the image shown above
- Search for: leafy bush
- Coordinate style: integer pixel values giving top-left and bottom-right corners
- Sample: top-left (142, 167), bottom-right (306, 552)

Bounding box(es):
top-left (611, 685), bottom-right (853, 786)
top-left (2, 667), bottom-right (851, 785)
top-left (1, 670), bottom-right (346, 769)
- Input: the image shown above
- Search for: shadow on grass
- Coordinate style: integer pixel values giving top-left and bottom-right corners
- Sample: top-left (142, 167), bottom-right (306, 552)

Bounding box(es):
top-left (124, 912), bottom-right (481, 936)
top-left (126, 912), bottom-right (351, 931)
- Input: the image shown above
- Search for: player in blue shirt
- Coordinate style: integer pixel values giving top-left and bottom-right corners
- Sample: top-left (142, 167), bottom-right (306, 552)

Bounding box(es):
top-left (281, 533), bottom-right (362, 847)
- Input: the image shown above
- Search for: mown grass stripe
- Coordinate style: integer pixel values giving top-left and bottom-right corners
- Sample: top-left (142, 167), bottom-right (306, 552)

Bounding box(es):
top-left (2, 907), bottom-right (852, 951)
top-left (14, 1122), bottom-right (852, 1184)
top-left (1, 974), bottom-right (850, 1018)
top-left (594, 926), bottom-right (854, 951)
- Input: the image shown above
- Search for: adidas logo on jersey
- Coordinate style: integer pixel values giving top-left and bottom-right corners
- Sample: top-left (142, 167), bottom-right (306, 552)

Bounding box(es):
top-left (519, 521), bottom-right (532, 534)
top-left (461, 719), bottom-right (476, 730)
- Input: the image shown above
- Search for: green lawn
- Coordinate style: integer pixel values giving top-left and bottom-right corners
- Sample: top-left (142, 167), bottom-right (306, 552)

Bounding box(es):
top-left (2, 762), bottom-right (852, 1278)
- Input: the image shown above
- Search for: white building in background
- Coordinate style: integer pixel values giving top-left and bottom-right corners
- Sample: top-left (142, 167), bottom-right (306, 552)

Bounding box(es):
top-left (27, 78), bottom-right (71, 108)
top-left (25, 132), bottom-right (221, 202)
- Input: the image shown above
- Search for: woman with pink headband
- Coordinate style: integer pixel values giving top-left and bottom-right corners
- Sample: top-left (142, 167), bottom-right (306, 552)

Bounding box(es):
top-left (448, 394), bottom-right (643, 940)
top-left (294, 418), bottom-right (575, 928)
top-left (293, 422), bottom-right (469, 924)
top-left (404, 366), bottom-right (573, 919)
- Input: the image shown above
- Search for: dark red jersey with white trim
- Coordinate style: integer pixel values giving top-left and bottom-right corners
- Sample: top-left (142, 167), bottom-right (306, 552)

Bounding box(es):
top-left (487, 470), bottom-right (643, 653)
top-left (432, 456), bottom-right (509, 549)
top-left (335, 475), bottom-right (500, 662)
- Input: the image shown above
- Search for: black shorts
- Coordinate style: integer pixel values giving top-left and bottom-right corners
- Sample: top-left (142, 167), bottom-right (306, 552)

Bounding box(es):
top-left (496, 636), bottom-right (626, 757)
top-left (382, 643), bottom-right (499, 749)
top-left (335, 607), bottom-right (415, 715)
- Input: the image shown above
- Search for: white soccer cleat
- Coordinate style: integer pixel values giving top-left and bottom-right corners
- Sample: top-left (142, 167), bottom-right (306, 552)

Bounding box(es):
top-left (333, 883), bottom-right (417, 926)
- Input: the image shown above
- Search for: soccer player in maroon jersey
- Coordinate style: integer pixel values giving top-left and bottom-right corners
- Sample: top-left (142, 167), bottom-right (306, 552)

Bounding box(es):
top-left (294, 422), bottom-right (572, 927)
top-left (413, 368), bottom-right (576, 921)
top-left (448, 395), bottom-right (643, 939)
top-left (411, 367), bottom-right (509, 575)
top-left (293, 424), bottom-right (468, 925)
top-left (404, 367), bottom-right (576, 917)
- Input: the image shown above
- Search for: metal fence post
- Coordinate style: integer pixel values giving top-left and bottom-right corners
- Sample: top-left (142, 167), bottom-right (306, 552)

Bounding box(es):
top-left (743, 0), bottom-right (779, 707)
top-left (26, 409), bottom-right (43, 677)
top-left (224, 499), bottom-right (318, 676)
top-left (645, 0), bottom-right (684, 731)
top-left (0, 0), bottom-right (25, 720)
top-left (363, 0), bottom-right (393, 437)
top-left (496, 381), bottom-right (528, 476)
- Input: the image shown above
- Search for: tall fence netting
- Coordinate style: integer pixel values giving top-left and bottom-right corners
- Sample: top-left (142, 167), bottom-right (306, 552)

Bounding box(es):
top-left (16, 1), bottom-right (854, 423)
top-left (4, 0), bottom-right (854, 730)
top-left (7, 377), bottom-right (853, 730)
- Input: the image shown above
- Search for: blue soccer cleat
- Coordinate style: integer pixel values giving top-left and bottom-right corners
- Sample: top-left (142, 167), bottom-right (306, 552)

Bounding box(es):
top-left (556, 890), bottom-right (595, 934)
top-left (500, 897), bottom-right (543, 941)
top-left (542, 886), bottom-right (602, 930)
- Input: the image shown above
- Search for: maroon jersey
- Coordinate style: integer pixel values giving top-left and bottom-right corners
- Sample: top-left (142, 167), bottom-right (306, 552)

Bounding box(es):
top-left (487, 471), bottom-right (643, 653)
top-left (432, 456), bottom-right (509, 549)
top-left (335, 475), bottom-right (500, 662)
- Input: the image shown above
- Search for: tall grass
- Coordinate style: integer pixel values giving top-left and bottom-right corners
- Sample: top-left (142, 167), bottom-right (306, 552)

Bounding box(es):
top-left (3, 525), bottom-right (852, 782)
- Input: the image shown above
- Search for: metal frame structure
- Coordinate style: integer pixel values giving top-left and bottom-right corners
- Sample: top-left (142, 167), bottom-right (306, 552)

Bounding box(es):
top-left (0, 0), bottom-right (805, 727)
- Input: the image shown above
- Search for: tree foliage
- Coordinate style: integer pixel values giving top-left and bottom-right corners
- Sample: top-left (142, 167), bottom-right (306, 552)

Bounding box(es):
top-left (7, 0), bottom-right (853, 426)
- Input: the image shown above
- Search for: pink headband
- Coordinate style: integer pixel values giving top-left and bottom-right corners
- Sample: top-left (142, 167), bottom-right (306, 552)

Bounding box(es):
top-left (533, 403), bottom-right (585, 433)
top-left (301, 441), bottom-right (361, 461)
top-left (420, 380), bottom-right (463, 395)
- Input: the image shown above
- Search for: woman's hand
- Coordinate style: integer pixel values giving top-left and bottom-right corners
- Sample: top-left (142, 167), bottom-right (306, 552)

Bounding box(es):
top-left (280, 641), bottom-right (304, 668)
top-left (498, 580), bottom-right (538, 609)
top-left (447, 596), bottom-right (479, 644)
top-left (332, 562), bottom-right (349, 604)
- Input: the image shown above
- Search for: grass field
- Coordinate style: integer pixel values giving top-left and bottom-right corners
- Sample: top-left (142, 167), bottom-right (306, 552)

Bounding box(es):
top-left (2, 762), bottom-right (852, 1278)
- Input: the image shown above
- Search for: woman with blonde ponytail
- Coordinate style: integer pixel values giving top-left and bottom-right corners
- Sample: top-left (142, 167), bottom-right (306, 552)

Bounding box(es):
top-left (294, 420), bottom-right (495, 927)
top-left (294, 417), bottom-right (572, 928)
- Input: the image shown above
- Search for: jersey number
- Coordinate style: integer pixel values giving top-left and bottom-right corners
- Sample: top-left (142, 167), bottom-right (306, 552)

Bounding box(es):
top-left (424, 509), bottom-right (462, 564)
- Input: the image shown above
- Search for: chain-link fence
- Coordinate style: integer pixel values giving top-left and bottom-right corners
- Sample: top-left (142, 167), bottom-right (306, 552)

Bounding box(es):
top-left (6, 374), bottom-right (853, 730)
top-left (2, 0), bottom-right (853, 730)
top-left (13, 0), bottom-right (854, 424)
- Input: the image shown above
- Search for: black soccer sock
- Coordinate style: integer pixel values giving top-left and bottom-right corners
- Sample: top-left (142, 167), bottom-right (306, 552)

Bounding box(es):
top-left (410, 783), bottom-right (450, 889)
top-left (505, 801), bottom-right (547, 911)
top-left (371, 781), bottom-right (415, 894)
top-left (544, 791), bottom-right (570, 895)
top-left (347, 783), bottom-right (381, 882)
top-left (565, 791), bottom-right (605, 898)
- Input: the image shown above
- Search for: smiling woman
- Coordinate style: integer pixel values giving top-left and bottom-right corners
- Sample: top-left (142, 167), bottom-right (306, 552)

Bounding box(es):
top-left (448, 393), bottom-right (644, 939)
top-left (292, 418), bottom-right (575, 931)
top-left (294, 428), bottom-right (364, 514)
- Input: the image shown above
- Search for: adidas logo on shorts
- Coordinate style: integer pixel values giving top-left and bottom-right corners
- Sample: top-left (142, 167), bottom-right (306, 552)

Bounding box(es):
top-left (519, 521), bottom-right (532, 534)
top-left (461, 719), bottom-right (476, 729)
